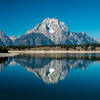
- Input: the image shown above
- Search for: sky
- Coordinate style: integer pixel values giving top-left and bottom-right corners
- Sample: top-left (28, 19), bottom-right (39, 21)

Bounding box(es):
top-left (0, 0), bottom-right (100, 38)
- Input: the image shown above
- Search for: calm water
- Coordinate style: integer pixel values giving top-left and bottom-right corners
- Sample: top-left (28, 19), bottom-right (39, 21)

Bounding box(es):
top-left (0, 53), bottom-right (100, 100)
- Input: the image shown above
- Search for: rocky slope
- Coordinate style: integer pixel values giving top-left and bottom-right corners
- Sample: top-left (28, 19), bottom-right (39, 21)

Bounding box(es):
top-left (13, 32), bottom-right (54, 46)
top-left (0, 30), bottom-right (12, 46)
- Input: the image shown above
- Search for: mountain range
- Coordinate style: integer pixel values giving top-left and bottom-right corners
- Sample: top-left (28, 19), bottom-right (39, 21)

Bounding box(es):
top-left (0, 18), bottom-right (98, 46)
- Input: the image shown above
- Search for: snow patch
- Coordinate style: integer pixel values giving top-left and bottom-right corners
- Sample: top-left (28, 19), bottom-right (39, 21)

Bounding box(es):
top-left (49, 29), bottom-right (55, 33)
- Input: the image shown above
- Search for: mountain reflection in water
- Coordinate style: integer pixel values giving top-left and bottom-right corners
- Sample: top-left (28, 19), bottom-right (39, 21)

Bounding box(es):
top-left (0, 57), bottom-right (9, 72)
top-left (1, 53), bottom-right (100, 84)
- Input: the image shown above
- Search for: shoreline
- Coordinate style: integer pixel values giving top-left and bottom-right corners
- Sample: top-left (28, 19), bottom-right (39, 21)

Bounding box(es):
top-left (8, 50), bottom-right (100, 54)
top-left (1, 50), bottom-right (100, 57)
top-left (0, 52), bottom-right (18, 57)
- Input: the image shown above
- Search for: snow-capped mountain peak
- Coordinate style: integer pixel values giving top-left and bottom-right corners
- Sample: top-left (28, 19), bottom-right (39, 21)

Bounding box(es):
top-left (22, 18), bottom-right (97, 45)
top-left (32, 18), bottom-right (69, 44)
top-left (0, 18), bottom-right (98, 46)
top-left (9, 36), bottom-right (18, 41)
top-left (41, 18), bottom-right (68, 32)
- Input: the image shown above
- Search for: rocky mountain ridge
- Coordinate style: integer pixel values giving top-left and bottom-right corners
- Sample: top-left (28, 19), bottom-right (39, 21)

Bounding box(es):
top-left (0, 18), bottom-right (98, 46)
top-left (0, 30), bottom-right (12, 46)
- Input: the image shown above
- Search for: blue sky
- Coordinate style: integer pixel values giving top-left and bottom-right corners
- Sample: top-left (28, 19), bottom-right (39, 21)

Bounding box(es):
top-left (0, 0), bottom-right (100, 38)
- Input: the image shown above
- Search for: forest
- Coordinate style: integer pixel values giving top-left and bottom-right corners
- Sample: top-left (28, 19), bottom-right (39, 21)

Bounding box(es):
top-left (8, 43), bottom-right (100, 51)
top-left (0, 46), bottom-right (8, 53)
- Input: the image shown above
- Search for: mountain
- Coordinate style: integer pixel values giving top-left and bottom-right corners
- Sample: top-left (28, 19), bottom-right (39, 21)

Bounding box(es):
top-left (94, 38), bottom-right (100, 43)
top-left (0, 30), bottom-right (12, 46)
top-left (32, 18), bottom-right (69, 44)
top-left (14, 32), bottom-right (54, 46)
top-left (0, 18), bottom-right (98, 46)
top-left (9, 36), bottom-right (18, 41)
top-left (27, 18), bottom-right (97, 45)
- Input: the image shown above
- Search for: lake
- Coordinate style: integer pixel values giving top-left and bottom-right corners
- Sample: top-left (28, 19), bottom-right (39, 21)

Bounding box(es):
top-left (0, 53), bottom-right (100, 100)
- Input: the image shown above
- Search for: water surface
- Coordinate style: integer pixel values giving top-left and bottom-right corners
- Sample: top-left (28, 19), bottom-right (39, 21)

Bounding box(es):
top-left (0, 53), bottom-right (100, 100)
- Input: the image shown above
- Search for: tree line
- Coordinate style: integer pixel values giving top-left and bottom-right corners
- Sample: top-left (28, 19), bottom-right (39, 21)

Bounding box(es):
top-left (8, 43), bottom-right (100, 51)
top-left (0, 46), bottom-right (8, 53)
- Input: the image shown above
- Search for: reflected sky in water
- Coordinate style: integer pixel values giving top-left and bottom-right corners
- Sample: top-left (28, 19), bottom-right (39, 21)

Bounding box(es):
top-left (0, 53), bottom-right (100, 100)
